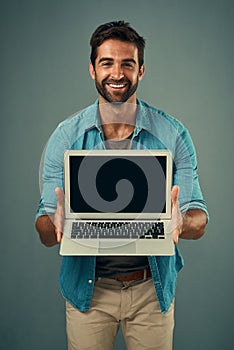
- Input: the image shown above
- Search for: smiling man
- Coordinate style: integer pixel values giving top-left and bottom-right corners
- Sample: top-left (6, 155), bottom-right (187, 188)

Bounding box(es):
top-left (90, 39), bottom-right (144, 104)
top-left (35, 21), bottom-right (208, 350)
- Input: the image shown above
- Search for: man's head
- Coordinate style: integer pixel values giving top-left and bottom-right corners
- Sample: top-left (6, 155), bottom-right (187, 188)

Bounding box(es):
top-left (89, 21), bottom-right (146, 103)
top-left (90, 21), bottom-right (145, 70)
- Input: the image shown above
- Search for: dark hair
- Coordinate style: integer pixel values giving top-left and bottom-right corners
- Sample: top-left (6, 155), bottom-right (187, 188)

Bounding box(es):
top-left (90, 20), bottom-right (145, 69)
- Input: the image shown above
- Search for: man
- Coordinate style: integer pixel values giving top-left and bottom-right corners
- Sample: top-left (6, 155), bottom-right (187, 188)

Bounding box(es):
top-left (35, 21), bottom-right (208, 350)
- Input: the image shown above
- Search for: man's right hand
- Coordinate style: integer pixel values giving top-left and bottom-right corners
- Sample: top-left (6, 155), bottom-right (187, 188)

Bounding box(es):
top-left (53, 187), bottom-right (65, 244)
top-left (35, 187), bottom-right (65, 247)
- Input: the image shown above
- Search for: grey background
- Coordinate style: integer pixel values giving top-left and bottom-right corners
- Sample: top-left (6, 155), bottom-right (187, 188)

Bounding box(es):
top-left (1, 0), bottom-right (233, 349)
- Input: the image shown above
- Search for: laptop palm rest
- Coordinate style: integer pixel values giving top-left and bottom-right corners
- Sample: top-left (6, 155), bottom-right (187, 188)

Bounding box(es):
top-left (60, 235), bottom-right (174, 256)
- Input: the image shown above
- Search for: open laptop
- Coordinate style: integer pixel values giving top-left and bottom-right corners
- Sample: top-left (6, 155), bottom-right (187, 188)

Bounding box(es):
top-left (60, 149), bottom-right (174, 256)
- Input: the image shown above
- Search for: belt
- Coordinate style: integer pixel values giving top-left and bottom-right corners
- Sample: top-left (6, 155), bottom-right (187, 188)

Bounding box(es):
top-left (114, 267), bottom-right (152, 282)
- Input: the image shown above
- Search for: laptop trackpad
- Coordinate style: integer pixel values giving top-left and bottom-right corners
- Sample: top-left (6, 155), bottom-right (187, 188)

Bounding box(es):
top-left (99, 240), bottom-right (137, 254)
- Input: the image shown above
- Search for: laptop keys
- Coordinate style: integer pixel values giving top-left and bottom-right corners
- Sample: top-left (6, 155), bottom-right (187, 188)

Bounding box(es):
top-left (71, 221), bottom-right (165, 239)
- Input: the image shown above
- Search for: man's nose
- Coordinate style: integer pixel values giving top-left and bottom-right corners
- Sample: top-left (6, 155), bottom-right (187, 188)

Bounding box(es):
top-left (110, 64), bottom-right (124, 80)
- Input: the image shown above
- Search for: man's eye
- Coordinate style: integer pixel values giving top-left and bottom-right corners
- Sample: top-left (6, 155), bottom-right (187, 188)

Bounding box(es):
top-left (101, 62), bottom-right (112, 66)
top-left (123, 63), bottom-right (134, 68)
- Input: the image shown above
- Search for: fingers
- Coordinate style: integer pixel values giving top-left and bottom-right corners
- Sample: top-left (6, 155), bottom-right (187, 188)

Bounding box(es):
top-left (54, 187), bottom-right (65, 243)
top-left (173, 227), bottom-right (180, 245)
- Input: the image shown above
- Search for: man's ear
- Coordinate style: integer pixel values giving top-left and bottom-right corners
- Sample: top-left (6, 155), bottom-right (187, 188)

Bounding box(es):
top-left (89, 62), bottom-right (96, 80)
top-left (138, 64), bottom-right (145, 81)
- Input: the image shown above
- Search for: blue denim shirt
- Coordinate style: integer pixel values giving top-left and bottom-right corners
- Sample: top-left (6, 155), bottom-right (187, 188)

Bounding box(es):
top-left (36, 100), bottom-right (209, 314)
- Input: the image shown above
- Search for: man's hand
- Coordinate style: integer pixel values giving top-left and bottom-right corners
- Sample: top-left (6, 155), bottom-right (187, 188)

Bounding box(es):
top-left (170, 185), bottom-right (207, 242)
top-left (53, 187), bottom-right (65, 244)
top-left (171, 186), bottom-right (183, 244)
top-left (35, 187), bottom-right (65, 247)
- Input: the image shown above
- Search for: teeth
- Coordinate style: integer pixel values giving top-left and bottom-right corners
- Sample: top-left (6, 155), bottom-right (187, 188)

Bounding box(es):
top-left (109, 84), bottom-right (125, 88)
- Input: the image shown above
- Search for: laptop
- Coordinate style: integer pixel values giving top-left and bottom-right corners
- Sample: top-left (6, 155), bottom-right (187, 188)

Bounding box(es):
top-left (60, 149), bottom-right (174, 256)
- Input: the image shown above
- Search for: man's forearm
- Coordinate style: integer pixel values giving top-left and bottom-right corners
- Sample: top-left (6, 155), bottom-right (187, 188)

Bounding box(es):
top-left (180, 209), bottom-right (207, 240)
top-left (35, 215), bottom-right (58, 247)
top-left (35, 209), bottom-right (207, 246)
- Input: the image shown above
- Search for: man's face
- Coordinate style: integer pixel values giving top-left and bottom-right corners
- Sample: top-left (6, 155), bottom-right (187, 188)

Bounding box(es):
top-left (90, 39), bottom-right (145, 104)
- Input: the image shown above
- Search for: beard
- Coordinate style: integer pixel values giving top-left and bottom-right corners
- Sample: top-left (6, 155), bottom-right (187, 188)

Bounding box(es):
top-left (95, 77), bottom-right (139, 103)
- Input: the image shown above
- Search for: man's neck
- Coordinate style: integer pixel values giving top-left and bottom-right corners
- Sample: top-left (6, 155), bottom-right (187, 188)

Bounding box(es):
top-left (98, 99), bottom-right (137, 140)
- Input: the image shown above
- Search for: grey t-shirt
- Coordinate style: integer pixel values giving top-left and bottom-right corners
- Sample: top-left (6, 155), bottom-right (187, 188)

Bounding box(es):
top-left (95, 136), bottom-right (149, 278)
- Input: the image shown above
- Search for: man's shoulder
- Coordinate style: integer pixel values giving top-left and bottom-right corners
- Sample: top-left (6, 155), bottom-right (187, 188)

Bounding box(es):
top-left (138, 99), bottom-right (185, 130)
top-left (57, 101), bottom-right (98, 130)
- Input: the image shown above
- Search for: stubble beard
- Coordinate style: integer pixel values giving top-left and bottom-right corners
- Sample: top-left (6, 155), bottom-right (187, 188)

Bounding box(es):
top-left (95, 78), bottom-right (139, 103)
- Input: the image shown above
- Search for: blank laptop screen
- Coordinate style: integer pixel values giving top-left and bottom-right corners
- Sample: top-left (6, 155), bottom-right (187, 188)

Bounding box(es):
top-left (69, 155), bottom-right (167, 214)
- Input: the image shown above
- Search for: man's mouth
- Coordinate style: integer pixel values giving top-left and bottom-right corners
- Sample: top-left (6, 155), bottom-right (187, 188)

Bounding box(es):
top-left (107, 83), bottom-right (127, 89)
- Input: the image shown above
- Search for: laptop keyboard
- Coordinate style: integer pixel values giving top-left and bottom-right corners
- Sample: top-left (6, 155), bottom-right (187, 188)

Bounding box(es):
top-left (71, 221), bottom-right (165, 239)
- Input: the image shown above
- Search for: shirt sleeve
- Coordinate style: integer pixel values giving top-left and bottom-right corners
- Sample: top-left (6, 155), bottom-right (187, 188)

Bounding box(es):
top-left (35, 125), bottom-right (68, 220)
top-left (173, 125), bottom-right (209, 222)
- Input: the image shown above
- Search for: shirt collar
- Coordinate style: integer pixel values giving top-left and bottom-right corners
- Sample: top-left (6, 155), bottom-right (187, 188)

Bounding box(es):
top-left (82, 99), bottom-right (152, 135)
top-left (135, 99), bottom-right (152, 132)
top-left (81, 100), bottom-right (100, 132)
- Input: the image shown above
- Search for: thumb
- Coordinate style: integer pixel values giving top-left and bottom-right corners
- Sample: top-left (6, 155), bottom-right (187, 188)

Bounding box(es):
top-left (171, 185), bottom-right (179, 206)
top-left (55, 187), bottom-right (65, 210)
top-left (54, 187), bottom-right (65, 243)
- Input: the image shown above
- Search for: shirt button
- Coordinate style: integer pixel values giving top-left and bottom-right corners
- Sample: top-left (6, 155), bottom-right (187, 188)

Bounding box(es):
top-left (88, 279), bottom-right (93, 284)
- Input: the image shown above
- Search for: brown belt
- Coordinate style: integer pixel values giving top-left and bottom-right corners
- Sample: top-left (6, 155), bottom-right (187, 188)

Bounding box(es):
top-left (114, 267), bottom-right (152, 282)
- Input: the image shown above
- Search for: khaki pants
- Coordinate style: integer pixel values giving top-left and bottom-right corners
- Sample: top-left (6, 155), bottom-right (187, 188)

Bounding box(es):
top-left (66, 277), bottom-right (174, 350)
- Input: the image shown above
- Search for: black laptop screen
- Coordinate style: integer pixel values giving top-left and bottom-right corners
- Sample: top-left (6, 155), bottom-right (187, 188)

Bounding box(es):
top-left (69, 155), bottom-right (167, 214)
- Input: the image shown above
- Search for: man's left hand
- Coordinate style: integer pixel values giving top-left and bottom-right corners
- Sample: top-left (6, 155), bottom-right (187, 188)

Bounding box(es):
top-left (171, 186), bottom-right (183, 244)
